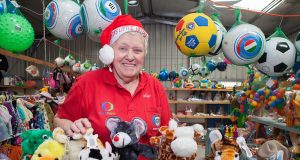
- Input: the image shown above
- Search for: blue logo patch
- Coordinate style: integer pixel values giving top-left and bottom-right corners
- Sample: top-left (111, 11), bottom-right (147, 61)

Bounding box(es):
top-left (152, 115), bottom-right (161, 127)
top-left (186, 22), bottom-right (195, 30)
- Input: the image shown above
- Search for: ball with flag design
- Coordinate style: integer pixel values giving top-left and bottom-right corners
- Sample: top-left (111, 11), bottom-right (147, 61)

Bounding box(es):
top-left (174, 13), bottom-right (217, 57)
top-left (222, 24), bottom-right (266, 65)
top-left (80, 0), bottom-right (121, 42)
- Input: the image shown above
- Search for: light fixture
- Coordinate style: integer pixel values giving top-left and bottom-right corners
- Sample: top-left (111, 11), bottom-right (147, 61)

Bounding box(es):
top-left (213, 0), bottom-right (240, 2)
top-left (128, 0), bottom-right (138, 7)
top-left (233, 0), bottom-right (282, 12)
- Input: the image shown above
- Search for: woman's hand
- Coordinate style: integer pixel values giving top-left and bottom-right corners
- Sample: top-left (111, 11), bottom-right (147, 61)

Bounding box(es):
top-left (65, 118), bottom-right (92, 136)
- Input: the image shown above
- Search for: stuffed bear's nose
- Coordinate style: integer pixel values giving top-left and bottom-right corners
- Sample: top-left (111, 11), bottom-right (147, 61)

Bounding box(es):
top-left (113, 135), bottom-right (119, 142)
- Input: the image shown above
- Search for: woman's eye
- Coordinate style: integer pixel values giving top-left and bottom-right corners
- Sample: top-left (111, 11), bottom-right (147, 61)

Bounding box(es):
top-left (120, 47), bottom-right (127, 51)
top-left (134, 49), bottom-right (143, 53)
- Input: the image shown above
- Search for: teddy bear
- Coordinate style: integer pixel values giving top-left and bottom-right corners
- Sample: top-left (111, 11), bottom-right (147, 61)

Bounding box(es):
top-left (21, 129), bottom-right (53, 160)
top-left (105, 116), bottom-right (157, 160)
top-left (31, 139), bottom-right (65, 160)
top-left (150, 119), bottom-right (204, 160)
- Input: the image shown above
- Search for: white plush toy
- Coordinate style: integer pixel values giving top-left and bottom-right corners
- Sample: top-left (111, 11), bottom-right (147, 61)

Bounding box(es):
top-left (169, 119), bottom-right (204, 158)
top-left (55, 57), bottom-right (65, 67)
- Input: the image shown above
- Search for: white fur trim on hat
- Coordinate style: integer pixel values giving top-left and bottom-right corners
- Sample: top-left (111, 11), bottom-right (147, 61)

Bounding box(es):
top-left (110, 25), bottom-right (148, 45)
top-left (99, 44), bottom-right (114, 65)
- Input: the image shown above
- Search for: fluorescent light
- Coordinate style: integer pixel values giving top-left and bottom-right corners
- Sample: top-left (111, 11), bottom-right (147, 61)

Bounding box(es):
top-left (214, 5), bottom-right (228, 8)
top-left (264, 0), bottom-right (284, 13)
top-left (233, 0), bottom-right (274, 11)
top-left (128, 0), bottom-right (138, 7)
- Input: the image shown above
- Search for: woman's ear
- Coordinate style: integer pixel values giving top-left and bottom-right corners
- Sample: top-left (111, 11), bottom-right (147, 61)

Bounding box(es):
top-left (99, 44), bottom-right (114, 65)
top-left (105, 117), bottom-right (121, 132)
top-left (131, 118), bottom-right (147, 138)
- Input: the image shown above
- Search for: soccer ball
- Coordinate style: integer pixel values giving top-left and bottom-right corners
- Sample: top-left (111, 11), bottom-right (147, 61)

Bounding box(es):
top-left (80, 60), bottom-right (92, 73)
top-left (255, 37), bottom-right (296, 77)
top-left (189, 63), bottom-right (201, 75)
top-left (168, 71), bottom-right (178, 81)
top-left (80, 0), bottom-right (121, 42)
top-left (208, 21), bottom-right (227, 57)
top-left (217, 61), bottom-right (227, 71)
top-left (64, 54), bottom-right (76, 66)
top-left (44, 0), bottom-right (83, 40)
top-left (295, 32), bottom-right (300, 52)
top-left (222, 24), bottom-right (266, 65)
top-left (199, 66), bottom-right (210, 77)
top-left (174, 13), bottom-right (217, 57)
top-left (179, 67), bottom-right (189, 79)
top-left (206, 59), bottom-right (217, 71)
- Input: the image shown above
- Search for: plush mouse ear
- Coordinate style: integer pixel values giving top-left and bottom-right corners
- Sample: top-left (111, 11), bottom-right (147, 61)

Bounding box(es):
top-left (105, 117), bottom-right (121, 132)
top-left (131, 118), bottom-right (147, 138)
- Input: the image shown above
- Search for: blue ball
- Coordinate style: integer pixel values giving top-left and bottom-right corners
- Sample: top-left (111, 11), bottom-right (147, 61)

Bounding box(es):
top-left (217, 61), bottom-right (227, 71)
top-left (168, 71), bottom-right (178, 81)
top-left (159, 70), bottom-right (169, 81)
top-left (207, 60), bottom-right (217, 71)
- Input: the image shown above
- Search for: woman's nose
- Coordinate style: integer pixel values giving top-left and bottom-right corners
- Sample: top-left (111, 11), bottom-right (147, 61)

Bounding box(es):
top-left (126, 50), bottom-right (135, 60)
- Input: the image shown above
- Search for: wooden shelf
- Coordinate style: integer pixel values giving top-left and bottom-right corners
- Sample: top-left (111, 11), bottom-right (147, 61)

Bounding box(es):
top-left (177, 115), bottom-right (232, 119)
top-left (0, 85), bottom-right (37, 89)
top-left (250, 116), bottom-right (300, 134)
top-left (169, 100), bottom-right (230, 104)
top-left (165, 88), bottom-right (234, 92)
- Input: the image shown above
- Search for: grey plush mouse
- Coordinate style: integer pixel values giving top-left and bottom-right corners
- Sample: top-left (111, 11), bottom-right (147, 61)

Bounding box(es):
top-left (105, 117), bottom-right (157, 160)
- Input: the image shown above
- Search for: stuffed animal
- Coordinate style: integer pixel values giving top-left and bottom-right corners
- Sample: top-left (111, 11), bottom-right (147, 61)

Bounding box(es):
top-left (79, 142), bottom-right (119, 160)
top-left (105, 116), bottom-right (157, 160)
top-left (21, 129), bottom-right (53, 160)
top-left (53, 127), bottom-right (105, 160)
top-left (31, 139), bottom-right (65, 160)
top-left (150, 119), bottom-right (204, 160)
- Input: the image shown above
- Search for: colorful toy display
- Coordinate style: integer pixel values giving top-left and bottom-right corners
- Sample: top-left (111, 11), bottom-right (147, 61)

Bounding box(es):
top-left (174, 13), bottom-right (217, 57)
top-left (44, 0), bottom-right (83, 40)
top-left (0, 13), bottom-right (34, 52)
top-left (80, 0), bottom-right (121, 42)
top-left (199, 65), bottom-right (210, 78)
top-left (255, 37), bottom-right (296, 77)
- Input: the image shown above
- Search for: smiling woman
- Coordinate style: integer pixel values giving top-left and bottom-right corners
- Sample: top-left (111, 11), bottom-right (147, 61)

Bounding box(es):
top-left (54, 15), bottom-right (171, 160)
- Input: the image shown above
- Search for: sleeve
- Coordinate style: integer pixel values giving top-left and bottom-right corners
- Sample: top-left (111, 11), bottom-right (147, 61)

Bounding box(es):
top-left (157, 81), bottom-right (171, 126)
top-left (56, 78), bottom-right (87, 122)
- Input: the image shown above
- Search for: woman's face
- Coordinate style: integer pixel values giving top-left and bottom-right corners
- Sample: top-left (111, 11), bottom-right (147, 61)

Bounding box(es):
top-left (112, 32), bottom-right (146, 79)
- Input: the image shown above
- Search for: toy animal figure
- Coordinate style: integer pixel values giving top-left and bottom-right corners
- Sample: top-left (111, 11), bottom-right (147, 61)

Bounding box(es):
top-left (105, 117), bottom-right (157, 160)
top-left (21, 129), bottom-right (53, 160)
top-left (79, 142), bottom-right (119, 160)
top-left (31, 139), bottom-right (65, 160)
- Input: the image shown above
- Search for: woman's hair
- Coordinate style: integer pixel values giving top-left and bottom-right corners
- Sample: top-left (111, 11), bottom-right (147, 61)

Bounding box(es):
top-left (118, 31), bottom-right (149, 55)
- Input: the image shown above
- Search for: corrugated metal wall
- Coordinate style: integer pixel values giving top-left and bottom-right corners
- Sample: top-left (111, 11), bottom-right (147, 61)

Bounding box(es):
top-left (3, 23), bottom-right (247, 82)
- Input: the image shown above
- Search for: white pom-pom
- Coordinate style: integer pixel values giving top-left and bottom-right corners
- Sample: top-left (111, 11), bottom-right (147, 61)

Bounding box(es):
top-left (99, 44), bottom-right (114, 65)
top-left (174, 126), bottom-right (194, 138)
top-left (171, 138), bottom-right (197, 157)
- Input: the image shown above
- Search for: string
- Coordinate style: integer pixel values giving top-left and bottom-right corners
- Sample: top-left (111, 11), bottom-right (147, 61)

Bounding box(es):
top-left (208, 0), bottom-right (300, 17)
top-left (279, 17), bottom-right (284, 28)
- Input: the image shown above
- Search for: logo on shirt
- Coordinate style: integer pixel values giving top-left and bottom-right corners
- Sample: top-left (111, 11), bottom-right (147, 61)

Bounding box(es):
top-left (100, 102), bottom-right (115, 115)
top-left (143, 93), bottom-right (151, 98)
top-left (152, 115), bottom-right (161, 127)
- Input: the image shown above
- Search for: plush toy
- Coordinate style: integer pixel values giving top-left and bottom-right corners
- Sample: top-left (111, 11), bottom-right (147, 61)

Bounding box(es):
top-left (105, 116), bottom-right (157, 160)
top-left (31, 139), bottom-right (65, 160)
top-left (79, 142), bottom-right (119, 160)
top-left (21, 129), bottom-right (53, 160)
top-left (150, 119), bottom-right (204, 160)
top-left (53, 127), bottom-right (105, 160)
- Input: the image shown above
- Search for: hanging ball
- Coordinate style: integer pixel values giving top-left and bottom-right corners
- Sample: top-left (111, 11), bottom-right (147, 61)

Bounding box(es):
top-left (72, 61), bottom-right (81, 73)
top-left (206, 60), bottom-right (217, 71)
top-left (217, 61), bottom-right (227, 71)
top-left (159, 69), bottom-right (169, 81)
top-left (179, 67), bottom-right (189, 79)
top-left (80, 0), bottom-right (121, 42)
top-left (168, 71), bottom-right (178, 81)
top-left (189, 63), bottom-right (201, 75)
top-left (255, 37), bottom-right (296, 77)
top-left (174, 13), bottom-right (217, 57)
top-left (80, 60), bottom-right (92, 73)
top-left (222, 24), bottom-right (266, 65)
top-left (208, 21), bottom-right (227, 57)
top-left (0, 13), bottom-right (34, 52)
top-left (199, 65), bottom-right (210, 77)
top-left (295, 31), bottom-right (300, 52)
top-left (64, 54), bottom-right (76, 66)
top-left (55, 57), bottom-right (65, 67)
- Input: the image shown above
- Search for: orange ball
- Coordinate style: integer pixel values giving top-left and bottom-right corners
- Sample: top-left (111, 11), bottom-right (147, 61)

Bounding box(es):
top-left (260, 95), bottom-right (265, 100)
top-left (277, 93), bottom-right (283, 99)
top-left (252, 101), bottom-right (258, 107)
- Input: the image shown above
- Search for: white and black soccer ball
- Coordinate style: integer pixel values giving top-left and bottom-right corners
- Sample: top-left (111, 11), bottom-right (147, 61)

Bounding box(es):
top-left (295, 32), bottom-right (300, 52)
top-left (208, 21), bottom-right (227, 57)
top-left (255, 37), bottom-right (296, 77)
top-left (199, 66), bottom-right (210, 78)
top-left (189, 63), bottom-right (201, 75)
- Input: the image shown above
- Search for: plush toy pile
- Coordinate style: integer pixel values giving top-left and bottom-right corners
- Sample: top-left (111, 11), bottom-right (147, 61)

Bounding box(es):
top-left (150, 119), bottom-right (205, 160)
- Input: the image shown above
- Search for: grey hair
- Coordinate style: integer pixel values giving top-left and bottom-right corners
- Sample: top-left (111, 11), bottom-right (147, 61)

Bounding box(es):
top-left (120, 31), bottom-right (149, 55)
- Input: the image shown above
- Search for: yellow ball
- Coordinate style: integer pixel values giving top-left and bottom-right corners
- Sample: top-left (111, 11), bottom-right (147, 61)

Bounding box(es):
top-left (174, 13), bottom-right (217, 57)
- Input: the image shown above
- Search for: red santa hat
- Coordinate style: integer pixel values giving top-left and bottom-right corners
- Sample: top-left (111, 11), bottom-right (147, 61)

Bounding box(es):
top-left (99, 15), bottom-right (149, 65)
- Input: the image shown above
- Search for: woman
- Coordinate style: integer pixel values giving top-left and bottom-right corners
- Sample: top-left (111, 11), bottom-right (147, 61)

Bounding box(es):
top-left (54, 15), bottom-right (171, 150)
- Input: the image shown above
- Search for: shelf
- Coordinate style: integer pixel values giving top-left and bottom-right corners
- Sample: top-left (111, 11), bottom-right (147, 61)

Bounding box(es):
top-left (177, 115), bottom-right (232, 119)
top-left (169, 100), bottom-right (231, 104)
top-left (0, 85), bottom-right (37, 89)
top-left (250, 116), bottom-right (300, 134)
top-left (165, 88), bottom-right (234, 92)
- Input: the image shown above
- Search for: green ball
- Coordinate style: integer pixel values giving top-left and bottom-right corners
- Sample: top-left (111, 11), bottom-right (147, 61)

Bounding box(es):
top-left (0, 13), bottom-right (34, 52)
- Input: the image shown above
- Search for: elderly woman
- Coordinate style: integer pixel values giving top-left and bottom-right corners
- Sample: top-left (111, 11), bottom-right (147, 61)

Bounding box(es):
top-left (53, 15), bottom-right (171, 151)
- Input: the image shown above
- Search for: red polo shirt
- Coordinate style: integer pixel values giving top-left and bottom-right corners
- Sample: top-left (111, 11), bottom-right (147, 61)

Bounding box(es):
top-left (57, 67), bottom-right (171, 146)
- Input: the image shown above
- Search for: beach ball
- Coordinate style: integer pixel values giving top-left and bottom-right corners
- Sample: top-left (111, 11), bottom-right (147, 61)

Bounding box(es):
top-left (174, 13), bottom-right (217, 57)
top-left (44, 0), bottom-right (83, 40)
top-left (0, 13), bottom-right (34, 52)
top-left (255, 37), bottom-right (296, 77)
top-left (80, 0), bottom-right (121, 42)
top-left (222, 24), bottom-right (266, 65)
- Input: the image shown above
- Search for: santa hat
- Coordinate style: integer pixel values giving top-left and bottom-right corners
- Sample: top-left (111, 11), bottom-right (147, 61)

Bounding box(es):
top-left (99, 15), bottom-right (148, 65)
